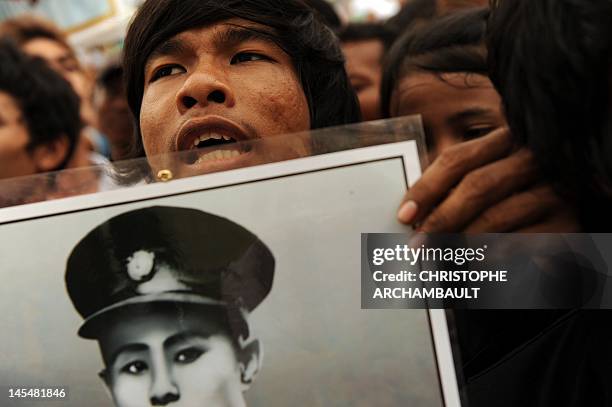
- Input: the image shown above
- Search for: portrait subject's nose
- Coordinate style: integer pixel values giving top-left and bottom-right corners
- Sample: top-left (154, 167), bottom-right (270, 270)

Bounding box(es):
top-left (149, 353), bottom-right (179, 406)
top-left (175, 69), bottom-right (236, 113)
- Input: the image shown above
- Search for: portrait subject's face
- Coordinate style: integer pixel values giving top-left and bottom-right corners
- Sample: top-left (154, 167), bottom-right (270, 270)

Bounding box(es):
top-left (98, 307), bottom-right (248, 407)
top-left (140, 19), bottom-right (311, 178)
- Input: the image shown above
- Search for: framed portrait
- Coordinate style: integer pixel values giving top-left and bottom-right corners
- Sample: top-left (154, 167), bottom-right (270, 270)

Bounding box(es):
top-left (0, 124), bottom-right (460, 406)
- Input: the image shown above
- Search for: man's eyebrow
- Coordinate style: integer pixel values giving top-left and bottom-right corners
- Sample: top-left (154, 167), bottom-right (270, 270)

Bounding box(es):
top-left (164, 330), bottom-right (211, 348)
top-left (447, 108), bottom-right (495, 125)
top-left (109, 343), bottom-right (148, 366)
top-left (146, 38), bottom-right (190, 68)
top-left (212, 25), bottom-right (280, 51)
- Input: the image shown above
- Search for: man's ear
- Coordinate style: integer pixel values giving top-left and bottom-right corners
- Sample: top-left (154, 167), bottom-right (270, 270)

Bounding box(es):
top-left (238, 339), bottom-right (262, 390)
top-left (31, 135), bottom-right (70, 172)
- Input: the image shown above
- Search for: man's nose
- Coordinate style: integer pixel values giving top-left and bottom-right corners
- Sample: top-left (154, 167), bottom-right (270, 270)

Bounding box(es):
top-left (149, 357), bottom-right (179, 406)
top-left (175, 69), bottom-right (236, 113)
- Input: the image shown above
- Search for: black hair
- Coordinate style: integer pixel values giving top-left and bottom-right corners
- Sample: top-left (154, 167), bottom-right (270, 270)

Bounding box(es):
top-left (338, 22), bottom-right (397, 51)
top-left (302, 0), bottom-right (342, 32)
top-left (487, 0), bottom-right (612, 230)
top-left (97, 63), bottom-right (124, 97)
top-left (123, 0), bottom-right (360, 158)
top-left (381, 7), bottom-right (489, 117)
top-left (385, 0), bottom-right (437, 34)
top-left (0, 39), bottom-right (81, 170)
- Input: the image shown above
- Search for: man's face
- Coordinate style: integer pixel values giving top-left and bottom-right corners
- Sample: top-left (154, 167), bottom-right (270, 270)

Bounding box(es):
top-left (98, 306), bottom-right (248, 407)
top-left (342, 39), bottom-right (384, 121)
top-left (140, 19), bottom-right (310, 178)
top-left (0, 91), bottom-right (37, 179)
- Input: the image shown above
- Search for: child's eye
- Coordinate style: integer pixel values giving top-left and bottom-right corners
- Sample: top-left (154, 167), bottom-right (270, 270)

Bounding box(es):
top-left (150, 65), bottom-right (184, 82)
top-left (121, 360), bottom-right (148, 375)
top-left (175, 347), bottom-right (204, 364)
top-left (230, 52), bottom-right (269, 64)
top-left (464, 126), bottom-right (495, 140)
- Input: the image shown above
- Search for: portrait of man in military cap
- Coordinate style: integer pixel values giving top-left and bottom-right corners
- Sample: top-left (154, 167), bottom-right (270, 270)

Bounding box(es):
top-left (65, 205), bottom-right (275, 407)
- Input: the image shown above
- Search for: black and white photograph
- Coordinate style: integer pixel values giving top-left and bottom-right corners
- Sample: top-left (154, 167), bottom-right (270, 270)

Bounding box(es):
top-left (0, 138), bottom-right (459, 407)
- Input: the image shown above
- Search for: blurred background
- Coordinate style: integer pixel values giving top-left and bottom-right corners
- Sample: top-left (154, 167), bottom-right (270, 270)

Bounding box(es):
top-left (0, 0), bottom-right (404, 68)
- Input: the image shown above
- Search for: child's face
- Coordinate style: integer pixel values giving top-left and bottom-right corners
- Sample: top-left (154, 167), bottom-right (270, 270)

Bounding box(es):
top-left (390, 72), bottom-right (506, 161)
top-left (98, 306), bottom-right (247, 407)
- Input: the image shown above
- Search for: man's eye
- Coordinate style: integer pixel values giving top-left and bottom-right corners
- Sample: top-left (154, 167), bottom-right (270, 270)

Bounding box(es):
top-left (121, 361), bottom-right (148, 375)
top-left (150, 65), bottom-right (184, 82)
top-left (464, 126), bottom-right (495, 140)
top-left (230, 52), bottom-right (269, 64)
top-left (175, 347), bottom-right (204, 364)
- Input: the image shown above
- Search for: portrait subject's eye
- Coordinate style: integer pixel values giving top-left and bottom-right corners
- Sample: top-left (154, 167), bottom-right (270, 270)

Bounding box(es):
top-left (175, 347), bottom-right (204, 364)
top-left (150, 65), bottom-right (185, 82)
top-left (120, 360), bottom-right (148, 375)
top-left (230, 52), bottom-right (270, 65)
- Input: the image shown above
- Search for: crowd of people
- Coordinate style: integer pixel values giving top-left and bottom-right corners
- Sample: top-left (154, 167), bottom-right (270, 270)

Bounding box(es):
top-left (1, 0), bottom-right (611, 405)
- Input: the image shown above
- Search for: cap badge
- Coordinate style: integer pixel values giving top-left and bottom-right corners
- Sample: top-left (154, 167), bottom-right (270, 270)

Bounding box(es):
top-left (126, 250), bottom-right (156, 281)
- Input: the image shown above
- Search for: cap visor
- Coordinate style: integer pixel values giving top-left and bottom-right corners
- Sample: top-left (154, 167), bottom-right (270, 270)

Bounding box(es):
top-left (78, 292), bottom-right (226, 339)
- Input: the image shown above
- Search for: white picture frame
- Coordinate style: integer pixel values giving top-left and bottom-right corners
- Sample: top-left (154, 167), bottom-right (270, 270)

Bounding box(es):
top-left (0, 140), bottom-right (460, 407)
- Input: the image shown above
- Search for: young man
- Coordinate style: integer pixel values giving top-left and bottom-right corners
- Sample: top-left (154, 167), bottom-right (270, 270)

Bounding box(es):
top-left (121, 0), bottom-right (360, 179)
top-left (65, 206), bottom-right (274, 407)
top-left (0, 39), bottom-right (80, 205)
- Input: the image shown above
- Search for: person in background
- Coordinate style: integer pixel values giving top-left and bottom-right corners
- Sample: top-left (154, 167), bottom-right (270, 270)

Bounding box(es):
top-left (95, 61), bottom-right (134, 161)
top-left (487, 0), bottom-right (612, 232)
top-left (481, 3), bottom-right (612, 404)
top-left (385, 8), bottom-right (578, 232)
top-left (0, 39), bottom-right (80, 206)
top-left (303, 0), bottom-right (343, 32)
top-left (385, 0), bottom-right (437, 34)
top-left (384, 5), bottom-right (609, 407)
top-left (381, 8), bottom-right (502, 161)
top-left (339, 23), bottom-right (396, 121)
top-left (437, 0), bottom-right (489, 14)
top-left (0, 15), bottom-right (111, 163)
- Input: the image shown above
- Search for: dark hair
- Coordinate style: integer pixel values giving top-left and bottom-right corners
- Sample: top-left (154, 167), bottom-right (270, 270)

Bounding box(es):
top-left (385, 0), bottom-right (437, 34)
top-left (123, 0), bottom-right (360, 158)
top-left (381, 7), bottom-right (489, 117)
top-left (97, 63), bottom-right (124, 97)
top-left (0, 39), bottom-right (81, 170)
top-left (338, 22), bottom-right (397, 51)
top-left (487, 0), bottom-right (612, 230)
top-left (302, 0), bottom-right (342, 32)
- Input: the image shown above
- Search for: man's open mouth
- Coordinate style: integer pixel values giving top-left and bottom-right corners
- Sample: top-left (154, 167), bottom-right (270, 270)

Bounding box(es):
top-left (192, 133), bottom-right (243, 164)
top-left (176, 118), bottom-right (254, 166)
